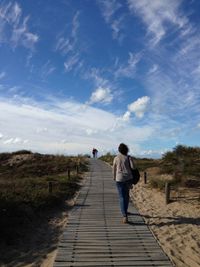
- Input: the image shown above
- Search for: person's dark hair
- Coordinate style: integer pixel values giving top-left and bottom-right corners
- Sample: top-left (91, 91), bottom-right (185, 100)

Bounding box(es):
top-left (118, 143), bottom-right (129, 155)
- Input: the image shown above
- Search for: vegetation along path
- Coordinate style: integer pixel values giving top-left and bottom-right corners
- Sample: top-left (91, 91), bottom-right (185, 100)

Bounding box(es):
top-left (53, 159), bottom-right (174, 267)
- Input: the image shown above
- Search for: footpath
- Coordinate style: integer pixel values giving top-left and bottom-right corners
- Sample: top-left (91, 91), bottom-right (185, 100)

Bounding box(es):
top-left (53, 159), bottom-right (174, 267)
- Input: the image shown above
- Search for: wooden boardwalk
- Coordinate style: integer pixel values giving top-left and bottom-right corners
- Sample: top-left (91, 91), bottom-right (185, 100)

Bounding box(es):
top-left (54, 159), bottom-right (174, 267)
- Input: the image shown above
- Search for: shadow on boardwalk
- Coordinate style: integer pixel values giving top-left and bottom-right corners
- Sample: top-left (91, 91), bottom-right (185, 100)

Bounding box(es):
top-left (53, 159), bottom-right (174, 267)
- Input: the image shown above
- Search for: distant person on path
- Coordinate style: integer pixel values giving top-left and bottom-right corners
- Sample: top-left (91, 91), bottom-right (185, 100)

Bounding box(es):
top-left (113, 143), bottom-right (135, 223)
top-left (92, 148), bottom-right (98, 158)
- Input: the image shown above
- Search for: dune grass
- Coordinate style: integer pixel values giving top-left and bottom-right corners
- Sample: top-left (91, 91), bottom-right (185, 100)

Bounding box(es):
top-left (0, 150), bottom-right (89, 247)
top-left (100, 145), bottom-right (200, 189)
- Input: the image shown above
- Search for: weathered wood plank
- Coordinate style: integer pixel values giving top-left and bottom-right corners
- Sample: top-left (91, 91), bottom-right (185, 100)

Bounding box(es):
top-left (53, 159), bottom-right (174, 267)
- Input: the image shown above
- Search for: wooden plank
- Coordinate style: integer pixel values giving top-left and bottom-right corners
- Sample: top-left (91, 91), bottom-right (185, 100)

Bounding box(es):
top-left (53, 159), bottom-right (174, 267)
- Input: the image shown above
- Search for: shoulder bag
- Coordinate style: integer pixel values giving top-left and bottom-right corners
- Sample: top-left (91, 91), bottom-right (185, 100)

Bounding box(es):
top-left (128, 156), bottom-right (140, 185)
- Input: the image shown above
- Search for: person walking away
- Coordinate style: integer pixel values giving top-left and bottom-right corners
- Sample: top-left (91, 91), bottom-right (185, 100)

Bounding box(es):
top-left (92, 148), bottom-right (98, 158)
top-left (113, 143), bottom-right (135, 223)
top-left (92, 148), bottom-right (96, 158)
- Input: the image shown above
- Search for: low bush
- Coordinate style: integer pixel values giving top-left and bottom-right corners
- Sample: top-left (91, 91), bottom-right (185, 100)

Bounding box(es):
top-left (0, 151), bottom-right (88, 243)
top-left (149, 177), bottom-right (166, 190)
top-left (99, 153), bottom-right (115, 165)
top-left (160, 145), bottom-right (200, 186)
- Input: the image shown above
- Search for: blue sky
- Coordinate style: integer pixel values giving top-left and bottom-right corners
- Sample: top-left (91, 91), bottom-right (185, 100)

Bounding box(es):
top-left (0, 0), bottom-right (200, 157)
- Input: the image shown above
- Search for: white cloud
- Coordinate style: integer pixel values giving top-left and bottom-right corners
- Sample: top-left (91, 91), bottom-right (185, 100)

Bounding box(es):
top-left (0, 133), bottom-right (3, 139)
top-left (0, 96), bottom-right (154, 154)
top-left (128, 0), bottom-right (188, 45)
top-left (122, 111), bottom-right (131, 121)
top-left (89, 87), bottom-right (113, 104)
top-left (139, 148), bottom-right (166, 158)
top-left (126, 96), bottom-right (150, 119)
top-left (3, 137), bottom-right (28, 145)
top-left (0, 2), bottom-right (38, 49)
top-left (84, 68), bottom-right (119, 105)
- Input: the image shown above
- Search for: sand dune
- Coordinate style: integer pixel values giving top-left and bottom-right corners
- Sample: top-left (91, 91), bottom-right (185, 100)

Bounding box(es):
top-left (131, 180), bottom-right (200, 267)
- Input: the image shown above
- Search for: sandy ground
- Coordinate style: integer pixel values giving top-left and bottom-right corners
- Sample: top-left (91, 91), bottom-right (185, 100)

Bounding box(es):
top-left (41, 168), bottom-right (200, 267)
top-left (131, 176), bottom-right (200, 267)
top-left (5, 168), bottom-right (199, 267)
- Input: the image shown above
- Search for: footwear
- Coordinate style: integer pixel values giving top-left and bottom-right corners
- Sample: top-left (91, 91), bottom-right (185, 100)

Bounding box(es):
top-left (122, 216), bottom-right (128, 223)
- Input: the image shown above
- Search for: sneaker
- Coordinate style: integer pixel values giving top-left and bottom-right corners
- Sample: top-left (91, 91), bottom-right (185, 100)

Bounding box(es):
top-left (122, 216), bottom-right (128, 223)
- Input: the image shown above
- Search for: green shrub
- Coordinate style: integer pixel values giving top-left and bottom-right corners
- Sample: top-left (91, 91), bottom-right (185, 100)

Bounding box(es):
top-left (99, 153), bottom-right (115, 165)
top-left (0, 152), bottom-right (88, 213)
top-left (136, 158), bottom-right (160, 171)
top-left (149, 177), bottom-right (166, 190)
top-left (160, 145), bottom-right (200, 184)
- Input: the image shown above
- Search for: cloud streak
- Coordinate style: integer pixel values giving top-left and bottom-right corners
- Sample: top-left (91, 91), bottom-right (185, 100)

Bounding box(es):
top-left (127, 0), bottom-right (188, 45)
top-left (0, 71), bottom-right (6, 79)
top-left (115, 52), bottom-right (141, 79)
top-left (0, 1), bottom-right (39, 49)
top-left (97, 0), bottom-right (124, 41)
top-left (55, 11), bottom-right (80, 55)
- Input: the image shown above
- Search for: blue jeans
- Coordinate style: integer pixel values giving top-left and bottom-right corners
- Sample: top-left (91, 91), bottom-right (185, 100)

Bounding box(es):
top-left (116, 181), bottom-right (130, 217)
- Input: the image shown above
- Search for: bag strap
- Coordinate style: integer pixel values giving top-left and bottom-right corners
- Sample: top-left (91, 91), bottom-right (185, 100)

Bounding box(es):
top-left (127, 155), bottom-right (132, 170)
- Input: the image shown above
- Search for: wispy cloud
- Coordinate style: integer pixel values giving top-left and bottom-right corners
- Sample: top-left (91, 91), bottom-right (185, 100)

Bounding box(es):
top-left (41, 60), bottom-right (56, 79)
top-left (0, 71), bottom-right (6, 79)
top-left (111, 16), bottom-right (124, 41)
top-left (64, 53), bottom-right (83, 73)
top-left (0, 2), bottom-right (39, 49)
top-left (55, 11), bottom-right (80, 55)
top-left (97, 0), bottom-right (124, 41)
top-left (97, 0), bottom-right (121, 23)
top-left (148, 64), bottom-right (158, 75)
top-left (127, 0), bottom-right (188, 46)
top-left (145, 64), bottom-right (200, 128)
top-left (55, 11), bottom-right (84, 74)
top-left (85, 68), bottom-right (110, 88)
top-left (115, 52), bottom-right (141, 79)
